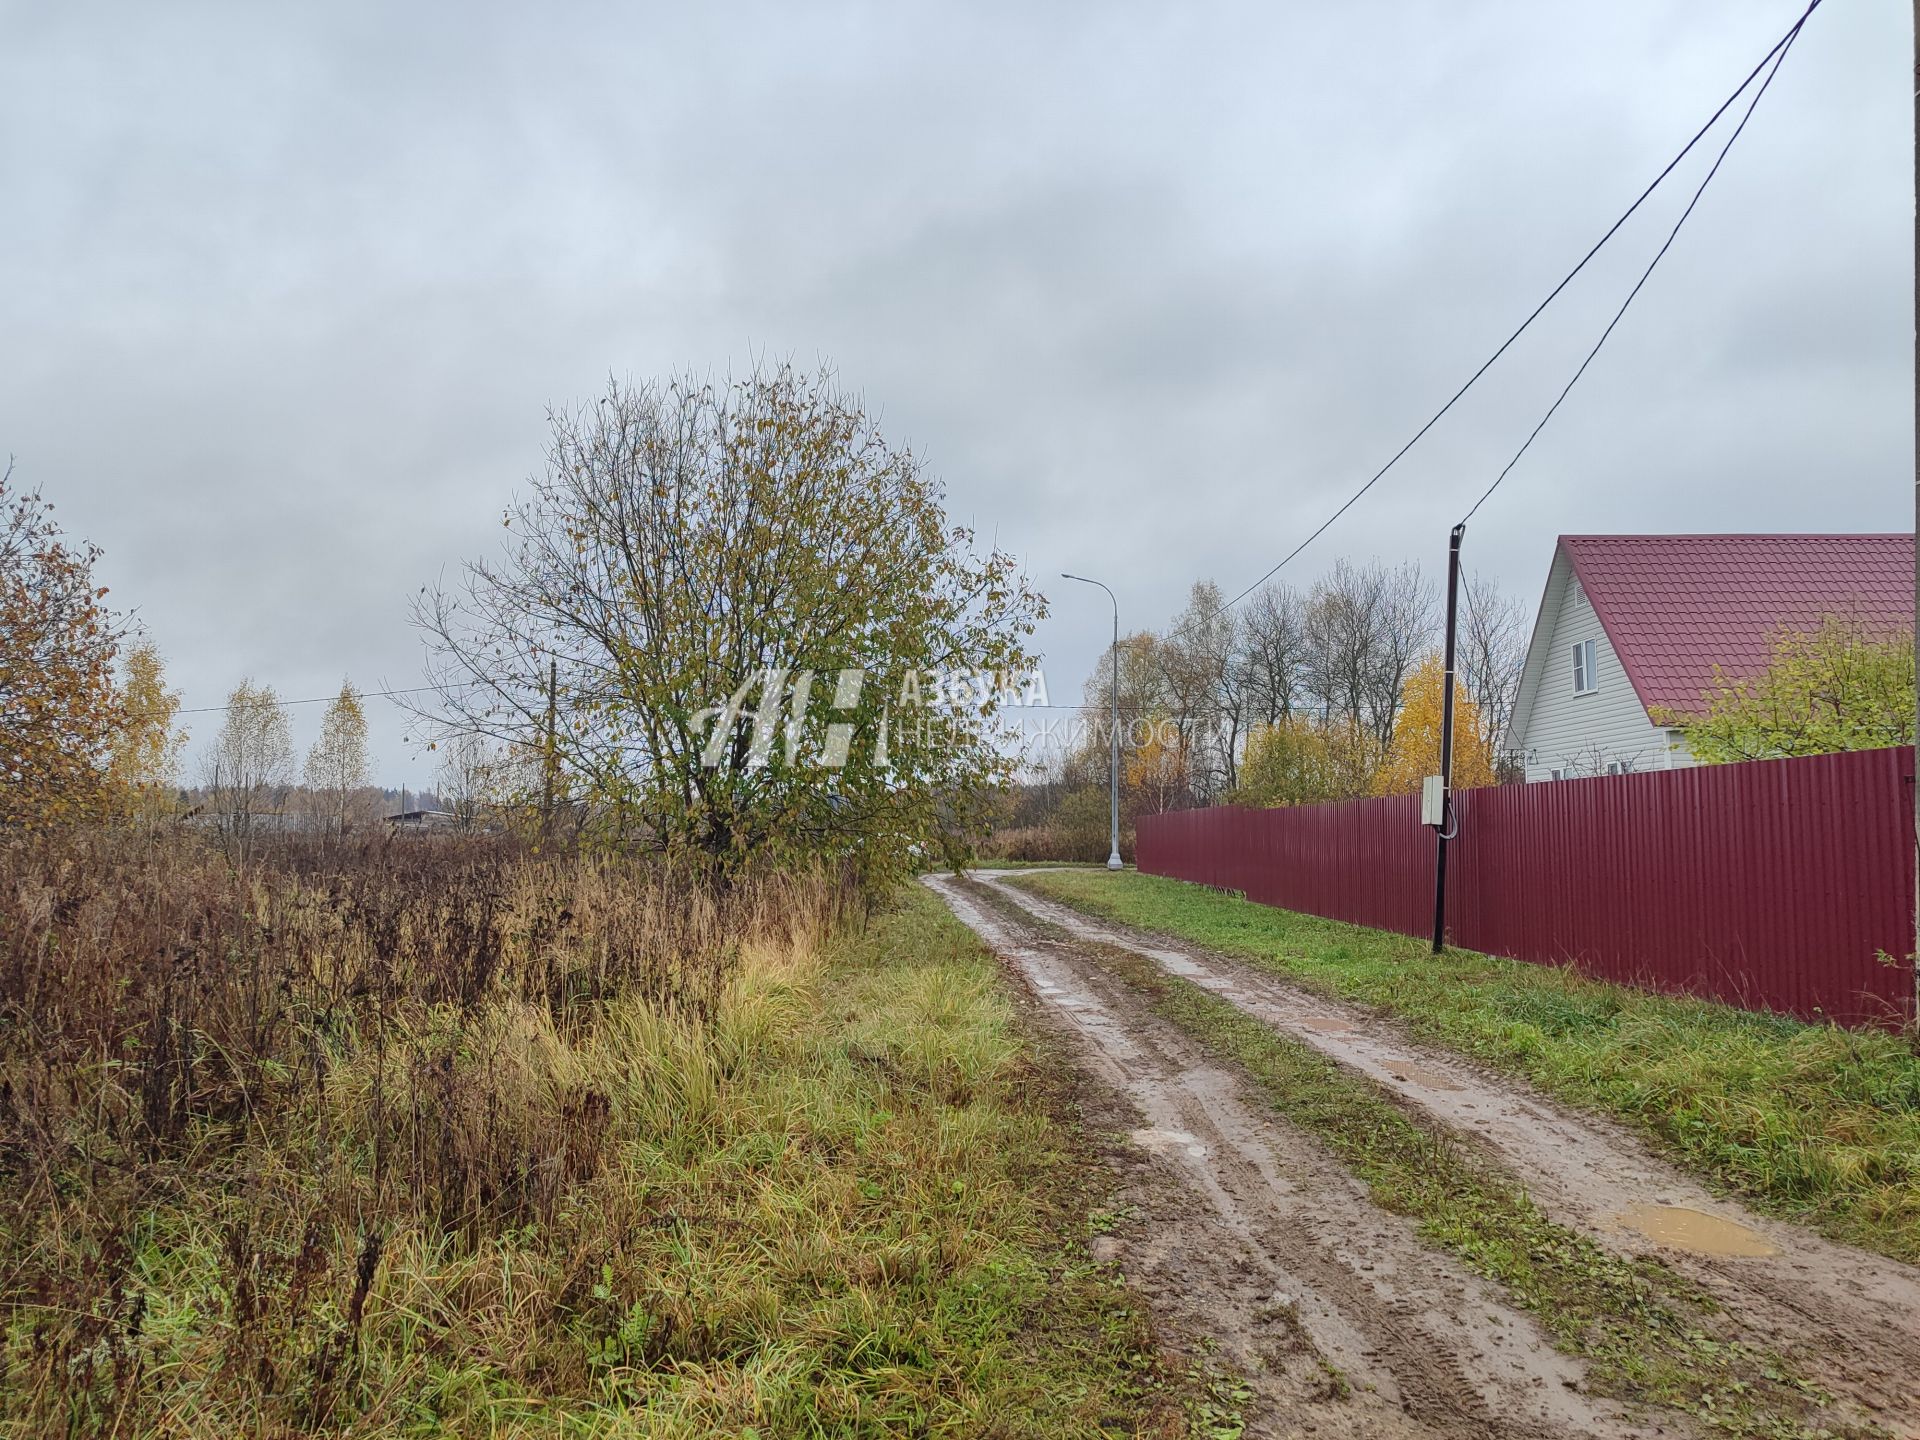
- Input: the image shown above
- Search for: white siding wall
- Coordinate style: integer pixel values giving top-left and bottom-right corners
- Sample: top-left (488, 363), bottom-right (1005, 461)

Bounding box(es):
top-left (1517, 574), bottom-right (1689, 782)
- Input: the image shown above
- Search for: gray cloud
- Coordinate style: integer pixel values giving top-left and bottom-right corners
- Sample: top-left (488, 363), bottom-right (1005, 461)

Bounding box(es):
top-left (2, 0), bottom-right (1906, 781)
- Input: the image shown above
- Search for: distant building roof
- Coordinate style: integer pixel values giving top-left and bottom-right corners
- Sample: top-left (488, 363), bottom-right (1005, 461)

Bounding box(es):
top-left (1560, 533), bottom-right (1913, 716)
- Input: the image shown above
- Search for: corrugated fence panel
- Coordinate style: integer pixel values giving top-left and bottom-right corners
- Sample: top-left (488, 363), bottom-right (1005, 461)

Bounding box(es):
top-left (1134, 746), bottom-right (1916, 1028)
top-left (1136, 793), bottom-right (1430, 935)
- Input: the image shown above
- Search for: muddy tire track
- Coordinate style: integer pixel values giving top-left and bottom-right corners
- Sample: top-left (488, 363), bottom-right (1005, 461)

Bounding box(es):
top-left (924, 874), bottom-right (1665, 1440)
top-left (977, 869), bottom-right (1920, 1437)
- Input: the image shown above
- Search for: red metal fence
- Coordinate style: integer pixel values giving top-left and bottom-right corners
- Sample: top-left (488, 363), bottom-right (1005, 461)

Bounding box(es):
top-left (1135, 746), bottom-right (1916, 1027)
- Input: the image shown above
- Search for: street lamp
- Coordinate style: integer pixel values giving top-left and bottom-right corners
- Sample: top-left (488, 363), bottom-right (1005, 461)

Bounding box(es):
top-left (1061, 573), bottom-right (1124, 871)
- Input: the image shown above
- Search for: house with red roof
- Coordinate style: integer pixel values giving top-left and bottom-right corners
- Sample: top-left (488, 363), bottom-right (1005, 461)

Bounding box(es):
top-left (1505, 534), bottom-right (1913, 782)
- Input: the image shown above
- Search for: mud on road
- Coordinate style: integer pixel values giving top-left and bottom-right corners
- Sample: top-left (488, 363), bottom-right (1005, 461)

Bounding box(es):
top-left (926, 869), bottom-right (1920, 1440)
top-left (925, 873), bottom-right (1664, 1440)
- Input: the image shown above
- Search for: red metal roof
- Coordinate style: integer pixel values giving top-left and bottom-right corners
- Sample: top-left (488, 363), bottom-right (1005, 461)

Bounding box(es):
top-left (1560, 534), bottom-right (1913, 717)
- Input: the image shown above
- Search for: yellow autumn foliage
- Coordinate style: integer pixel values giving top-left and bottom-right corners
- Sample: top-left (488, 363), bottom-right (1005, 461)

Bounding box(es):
top-left (1372, 653), bottom-right (1497, 797)
top-left (0, 469), bottom-right (126, 829)
top-left (107, 641), bottom-right (185, 825)
top-left (1125, 723), bottom-right (1187, 814)
top-left (1237, 715), bottom-right (1381, 807)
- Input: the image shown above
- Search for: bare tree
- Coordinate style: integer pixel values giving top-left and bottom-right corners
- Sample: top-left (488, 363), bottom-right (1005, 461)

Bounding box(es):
top-left (1073, 631), bottom-right (1173, 801)
top-left (1303, 559), bottom-right (1435, 744)
top-left (1158, 581), bottom-right (1238, 802)
top-left (1366, 561), bottom-right (1435, 743)
top-left (1552, 744), bottom-right (1639, 780)
top-left (1303, 560), bottom-right (1374, 728)
top-left (437, 732), bottom-right (512, 829)
top-left (1208, 608), bottom-right (1247, 797)
top-left (1457, 573), bottom-right (1530, 762)
top-left (1236, 582), bottom-right (1311, 728)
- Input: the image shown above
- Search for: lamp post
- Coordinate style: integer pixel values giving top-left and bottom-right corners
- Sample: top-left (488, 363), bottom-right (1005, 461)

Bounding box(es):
top-left (1061, 573), bottom-right (1124, 871)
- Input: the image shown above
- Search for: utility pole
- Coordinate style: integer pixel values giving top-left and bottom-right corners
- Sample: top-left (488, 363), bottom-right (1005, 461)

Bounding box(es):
top-left (1062, 573), bottom-right (1126, 870)
top-left (1432, 523), bottom-right (1465, 954)
top-left (1911, 0), bottom-right (1918, 1022)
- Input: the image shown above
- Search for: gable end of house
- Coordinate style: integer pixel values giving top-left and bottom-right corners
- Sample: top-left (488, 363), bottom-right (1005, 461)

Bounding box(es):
top-left (1508, 539), bottom-right (1687, 781)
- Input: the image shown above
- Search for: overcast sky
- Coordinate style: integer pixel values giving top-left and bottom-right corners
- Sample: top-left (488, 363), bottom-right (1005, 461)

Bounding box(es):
top-left (3, 0), bottom-right (1908, 784)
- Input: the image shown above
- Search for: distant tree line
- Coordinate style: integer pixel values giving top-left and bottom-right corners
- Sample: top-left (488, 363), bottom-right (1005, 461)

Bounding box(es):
top-left (997, 564), bottom-right (1920, 861)
top-left (992, 561), bottom-right (1529, 861)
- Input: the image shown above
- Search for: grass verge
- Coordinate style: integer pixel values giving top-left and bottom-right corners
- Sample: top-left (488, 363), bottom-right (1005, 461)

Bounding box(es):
top-left (966, 859), bottom-right (1113, 871)
top-left (962, 883), bottom-right (1861, 1440)
top-left (1014, 868), bottom-right (1920, 1266)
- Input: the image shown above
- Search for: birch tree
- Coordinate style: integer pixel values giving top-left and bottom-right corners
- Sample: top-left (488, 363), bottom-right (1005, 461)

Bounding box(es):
top-left (205, 679), bottom-right (292, 851)
top-left (1371, 654), bottom-right (1498, 795)
top-left (108, 640), bottom-right (186, 826)
top-left (305, 680), bottom-right (370, 834)
top-left (1303, 559), bottom-right (1434, 743)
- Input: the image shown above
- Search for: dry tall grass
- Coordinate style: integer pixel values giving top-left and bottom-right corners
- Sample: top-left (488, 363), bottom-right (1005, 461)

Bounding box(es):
top-left (0, 831), bottom-right (845, 1435)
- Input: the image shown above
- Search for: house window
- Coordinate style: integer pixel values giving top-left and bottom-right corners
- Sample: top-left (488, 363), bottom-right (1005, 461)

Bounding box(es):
top-left (1550, 768), bottom-right (1564, 781)
top-left (1571, 638), bottom-right (1596, 695)
top-left (1605, 762), bottom-right (1621, 776)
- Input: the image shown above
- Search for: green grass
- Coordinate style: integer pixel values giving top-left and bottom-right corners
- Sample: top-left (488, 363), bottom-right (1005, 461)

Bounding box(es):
top-left (962, 859), bottom-right (1112, 871)
top-left (1013, 869), bottom-right (1920, 1266)
top-left (5, 884), bottom-right (1203, 1438)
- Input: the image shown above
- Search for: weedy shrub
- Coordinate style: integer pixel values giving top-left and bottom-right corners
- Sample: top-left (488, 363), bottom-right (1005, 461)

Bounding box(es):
top-left (978, 823), bottom-right (1127, 865)
top-left (0, 830), bottom-right (846, 1435)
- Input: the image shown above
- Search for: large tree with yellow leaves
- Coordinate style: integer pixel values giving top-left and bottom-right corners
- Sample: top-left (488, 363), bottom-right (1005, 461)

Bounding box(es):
top-left (1371, 653), bottom-right (1497, 797)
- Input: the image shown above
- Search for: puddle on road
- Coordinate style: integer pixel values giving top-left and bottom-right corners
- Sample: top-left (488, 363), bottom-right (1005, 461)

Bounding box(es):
top-left (1384, 1062), bottom-right (1465, 1093)
top-left (1297, 1017), bottom-right (1354, 1034)
top-left (1615, 1204), bottom-right (1779, 1257)
top-left (1129, 1127), bottom-right (1209, 1160)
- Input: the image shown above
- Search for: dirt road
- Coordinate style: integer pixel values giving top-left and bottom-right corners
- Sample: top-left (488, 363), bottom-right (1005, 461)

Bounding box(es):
top-left (925, 869), bottom-right (1920, 1440)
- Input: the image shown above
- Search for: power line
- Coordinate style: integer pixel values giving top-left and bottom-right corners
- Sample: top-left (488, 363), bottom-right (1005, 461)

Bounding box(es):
top-left (1457, 1), bottom-right (1813, 523)
top-left (125, 681), bottom-right (478, 724)
top-left (171, 683), bottom-right (442, 716)
top-left (1084, 0), bottom-right (1821, 674)
top-left (1209, 0), bottom-right (1821, 615)
top-left (141, 685), bottom-right (1130, 725)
